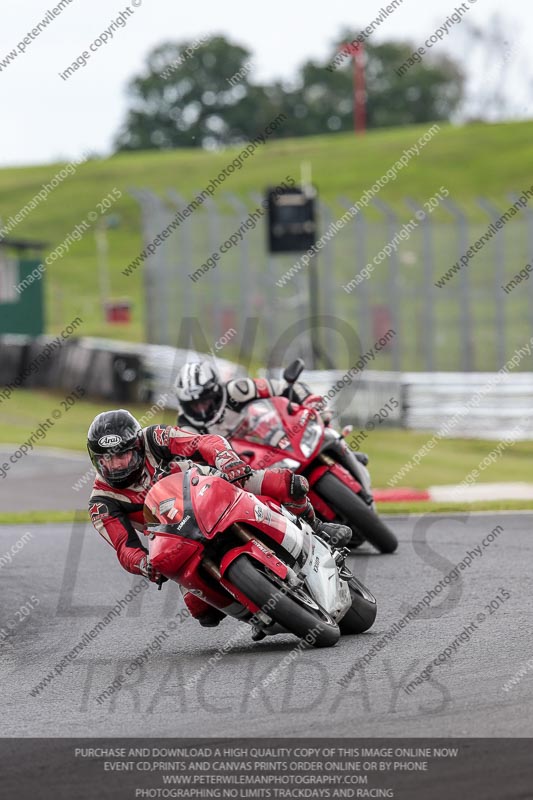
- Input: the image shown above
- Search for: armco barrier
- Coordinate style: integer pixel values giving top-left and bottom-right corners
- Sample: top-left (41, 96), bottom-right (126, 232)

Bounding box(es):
top-left (0, 336), bottom-right (243, 405)
top-left (263, 368), bottom-right (404, 428)
top-left (0, 334), bottom-right (31, 388)
top-left (264, 368), bottom-right (533, 439)
top-left (2, 335), bottom-right (532, 439)
top-left (402, 371), bottom-right (533, 439)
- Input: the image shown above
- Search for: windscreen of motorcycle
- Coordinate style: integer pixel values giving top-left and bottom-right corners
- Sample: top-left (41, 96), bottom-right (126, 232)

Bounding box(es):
top-left (230, 399), bottom-right (295, 452)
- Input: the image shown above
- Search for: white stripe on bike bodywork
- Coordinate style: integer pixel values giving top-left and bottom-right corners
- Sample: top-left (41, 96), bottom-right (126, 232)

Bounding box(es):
top-left (279, 516), bottom-right (311, 564)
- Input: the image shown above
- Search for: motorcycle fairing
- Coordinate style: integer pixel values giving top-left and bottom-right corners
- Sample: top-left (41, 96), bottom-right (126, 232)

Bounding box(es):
top-left (231, 398), bottom-right (321, 464)
top-left (147, 531), bottom-right (234, 610)
top-left (219, 540), bottom-right (288, 580)
top-left (230, 399), bottom-right (297, 454)
top-left (146, 470), bottom-right (245, 536)
top-left (307, 461), bottom-right (362, 495)
top-left (145, 470), bottom-right (311, 570)
top-left (307, 489), bottom-right (336, 520)
top-left (299, 535), bottom-right (351, 619)
top-left (145, 468), bottom-right (351, 623)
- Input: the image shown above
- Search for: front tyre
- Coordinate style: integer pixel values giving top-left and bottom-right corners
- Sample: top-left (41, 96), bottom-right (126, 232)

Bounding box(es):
top-left (314, 472), bottom-right (398, 553)
top-left (226, 556), bottom-right (340, 648)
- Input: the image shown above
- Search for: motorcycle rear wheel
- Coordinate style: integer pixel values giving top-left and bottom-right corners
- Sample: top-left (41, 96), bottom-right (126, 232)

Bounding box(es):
top-left (226, 555), bottom-right (340, 648)
top-left (338, 576), bottom-right (377, 635)
top-left (314, 472), bottom-right (398, 553)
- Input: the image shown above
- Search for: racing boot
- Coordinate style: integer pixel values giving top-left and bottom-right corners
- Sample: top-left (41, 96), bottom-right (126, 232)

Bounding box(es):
top-left (198, 608), bottom-right (226, 628)
top-left (273, 472), bottom-right (352, 548)
top-left (300, 498), bottom-right (352, 549)
top-left (183, 591), bottom-right (226, 627)
top-left (313, 520), bottom-right (352, 549)
top-left (251, 626), bottom-right (267, 642)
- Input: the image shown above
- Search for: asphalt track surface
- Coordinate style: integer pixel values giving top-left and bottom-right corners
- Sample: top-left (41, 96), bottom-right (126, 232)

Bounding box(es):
top-left (0, 447), bottom-right (90, 511)
top-left (2, 503), bottom-right (532, 739)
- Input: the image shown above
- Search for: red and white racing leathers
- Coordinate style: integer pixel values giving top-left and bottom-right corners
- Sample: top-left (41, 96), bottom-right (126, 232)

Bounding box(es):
top-left (177, 376), bottom-right (313, 435)
top-left (88, 424), bottom-right (307, 619)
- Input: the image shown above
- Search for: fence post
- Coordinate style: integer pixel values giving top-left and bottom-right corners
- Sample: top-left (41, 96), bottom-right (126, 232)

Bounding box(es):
top-left (371, 198), bottom-right (402, 371)
top-left (202, 195), bottom-right (224, 345)
top-left (250, 191), bottom-right (280, 366)
top-left (405, 198), bottom-right (434, 371)
top-left (508, 193), bottom-right (533, 336)
top-left (338, 196), bottom-right (370, 354)
top-left (478, 197), bottom-right (506, 368)
top-left (318, 200), bottom-right (337, 368)
top-left (129, 189), bottom-right (169, 344)
top-left (441, 197), bottom-right (474, 371)
top-left (167, 189), bottom-right (195, 332)
top-left (224, 192), bottom-right (254, 360)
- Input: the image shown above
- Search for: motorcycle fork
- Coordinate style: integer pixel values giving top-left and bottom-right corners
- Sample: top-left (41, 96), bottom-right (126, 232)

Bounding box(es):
top-left (203, 522), bottom-right (301, 590)
top-left (201, 524), bottom-right (287, 629)
top-left (200, 523), bottom-right (266, 582)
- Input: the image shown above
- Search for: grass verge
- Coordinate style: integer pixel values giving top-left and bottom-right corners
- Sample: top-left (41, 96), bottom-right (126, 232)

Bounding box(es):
top-left (1, 120), bottom-right (532, 341)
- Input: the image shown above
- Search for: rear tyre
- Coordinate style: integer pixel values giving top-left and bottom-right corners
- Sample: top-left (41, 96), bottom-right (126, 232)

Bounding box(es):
top-left (226, 556), bottom-right (340, 648)
top-left (314, 472), bottom-right (398, 553)
top-left (338, 576), bottom-right (377, 635)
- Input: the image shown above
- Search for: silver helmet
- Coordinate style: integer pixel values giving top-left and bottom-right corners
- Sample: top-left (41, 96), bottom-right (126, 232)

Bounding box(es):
top-left (174, 361), bottom-right (227, 428)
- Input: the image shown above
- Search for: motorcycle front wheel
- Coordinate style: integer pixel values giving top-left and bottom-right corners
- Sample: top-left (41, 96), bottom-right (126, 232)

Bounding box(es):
top-left (226, 555), bottom-right (340, 648)
top-left (314, 472), bottom-right (398, 553)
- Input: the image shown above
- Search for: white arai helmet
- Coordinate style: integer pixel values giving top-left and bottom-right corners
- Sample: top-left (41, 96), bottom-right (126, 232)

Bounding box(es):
top-left (174, 361), bottom-right (228, 428)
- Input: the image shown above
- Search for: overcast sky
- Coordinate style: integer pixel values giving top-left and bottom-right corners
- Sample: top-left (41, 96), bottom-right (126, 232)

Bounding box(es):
top-left (0, 0), bottom-right (531, 167)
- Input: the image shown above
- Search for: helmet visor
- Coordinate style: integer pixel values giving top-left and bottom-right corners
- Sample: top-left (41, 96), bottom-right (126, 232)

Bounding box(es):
top-left (93, 442), bottom-right (143, 486)
top-left (182, 384), bottom-right (225, 425)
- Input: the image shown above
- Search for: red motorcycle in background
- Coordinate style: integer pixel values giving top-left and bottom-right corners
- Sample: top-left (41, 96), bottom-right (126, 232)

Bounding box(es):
top-left (143, 466), bottom-right (377, 647)
top-left (229, 360), bottom-right (398, 554)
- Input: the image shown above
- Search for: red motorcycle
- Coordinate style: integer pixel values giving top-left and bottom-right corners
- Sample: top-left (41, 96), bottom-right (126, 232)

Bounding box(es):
top-left (143, 466), bottom-right (377, 647)
top-left (228, 360), bottom-right (398, 554)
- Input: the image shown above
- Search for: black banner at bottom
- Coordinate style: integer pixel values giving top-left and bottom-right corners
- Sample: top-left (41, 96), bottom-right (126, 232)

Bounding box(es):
top-left (0, 738), bottom-right (531, 800)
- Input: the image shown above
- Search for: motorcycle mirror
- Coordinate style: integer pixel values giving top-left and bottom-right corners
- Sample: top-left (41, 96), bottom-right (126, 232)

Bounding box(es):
top-left (283, 358), bottom-right (305, 385)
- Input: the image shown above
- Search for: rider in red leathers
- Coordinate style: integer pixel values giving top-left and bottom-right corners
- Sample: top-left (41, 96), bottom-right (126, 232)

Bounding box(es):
top-left (87, 410), bottom-right (350, 628)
